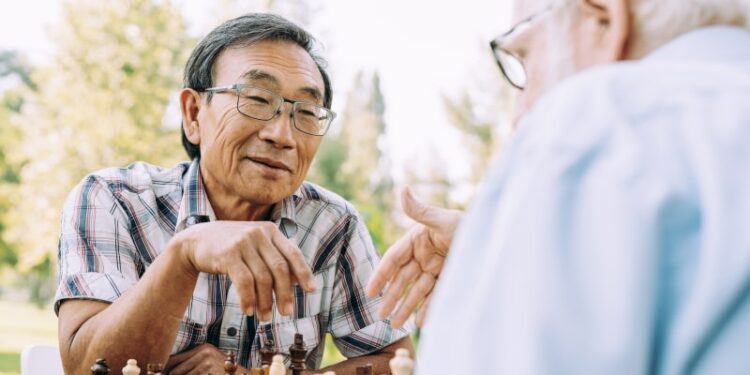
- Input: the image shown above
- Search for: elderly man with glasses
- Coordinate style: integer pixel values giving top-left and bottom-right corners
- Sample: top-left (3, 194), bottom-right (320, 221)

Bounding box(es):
top-left (368, 0), bottom-right (750, 373)
top-left (54, 14), bottom-right (413, 374)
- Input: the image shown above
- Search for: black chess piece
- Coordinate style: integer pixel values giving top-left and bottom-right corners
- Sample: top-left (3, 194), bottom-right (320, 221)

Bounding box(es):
top-left (356, 363), bottom-right (373, 375)
top-left (260, 338), bottom-right (276, 367)
top-left (224, 351), bottom-right (238, 375)
top-left (288, 333), bottom-right (307, 375)
top-left (91, 358), bottom-right (110, 374)
top-left (146, 363), bottom-right (164, 375)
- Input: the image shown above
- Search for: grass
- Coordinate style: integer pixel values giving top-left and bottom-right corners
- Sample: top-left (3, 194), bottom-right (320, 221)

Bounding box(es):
top-left (0, 299), bottom-right (58, 375)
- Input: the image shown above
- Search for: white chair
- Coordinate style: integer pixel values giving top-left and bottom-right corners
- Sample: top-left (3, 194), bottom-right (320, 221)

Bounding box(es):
top-left (20, 345), bottom-right (64, 375)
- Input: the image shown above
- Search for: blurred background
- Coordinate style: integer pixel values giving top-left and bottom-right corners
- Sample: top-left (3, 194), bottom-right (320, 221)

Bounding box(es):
top-left (0, 0), bottom-right (515, 373)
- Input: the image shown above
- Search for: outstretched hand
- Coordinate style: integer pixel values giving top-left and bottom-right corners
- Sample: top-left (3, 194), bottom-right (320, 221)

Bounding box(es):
top-left (366, 187), bottom-right (462, 328)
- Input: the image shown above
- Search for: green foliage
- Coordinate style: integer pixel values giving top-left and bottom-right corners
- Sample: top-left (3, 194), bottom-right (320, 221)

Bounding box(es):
top-left (2, 0), bottom-right (193, 293)
top-left (0, 51), bottom-right (30, 270)
top-left (441, 91), bottom-right (505, 185)
top-left (308, 71), bottom-right (398, 253)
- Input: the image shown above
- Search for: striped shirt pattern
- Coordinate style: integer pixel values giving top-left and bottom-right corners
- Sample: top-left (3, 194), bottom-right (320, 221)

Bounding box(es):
top-left (55, 159), bottom-right (412, 369)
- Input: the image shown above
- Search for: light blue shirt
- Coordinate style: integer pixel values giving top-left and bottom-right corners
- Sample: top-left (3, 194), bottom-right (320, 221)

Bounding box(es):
top-left (417, 27), bottom-right (750, 375)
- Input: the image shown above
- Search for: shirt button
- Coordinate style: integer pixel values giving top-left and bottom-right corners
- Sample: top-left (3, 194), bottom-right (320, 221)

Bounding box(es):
top-left (227, 327), bottom-right (238, 337)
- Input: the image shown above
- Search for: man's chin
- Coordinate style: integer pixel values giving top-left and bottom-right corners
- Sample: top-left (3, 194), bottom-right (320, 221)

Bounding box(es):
top-left (238, 184), bottom-right (295, 206)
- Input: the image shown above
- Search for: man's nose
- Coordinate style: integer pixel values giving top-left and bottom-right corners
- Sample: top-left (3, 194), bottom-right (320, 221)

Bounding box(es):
top-left (258, 103), bottom-right (296, 148)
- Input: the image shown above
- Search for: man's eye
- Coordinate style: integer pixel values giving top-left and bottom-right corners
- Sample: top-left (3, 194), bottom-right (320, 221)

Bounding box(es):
top-left (298, 109), bottom-right (316, 117)
top-left (247, 96), bottom-right (271, 105)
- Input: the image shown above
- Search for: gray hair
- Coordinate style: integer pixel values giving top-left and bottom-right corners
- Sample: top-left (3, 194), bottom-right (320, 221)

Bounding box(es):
top-left (628, 0), bottom-right (750, 58)
top-left (181, 13), bottom-right (332, 159)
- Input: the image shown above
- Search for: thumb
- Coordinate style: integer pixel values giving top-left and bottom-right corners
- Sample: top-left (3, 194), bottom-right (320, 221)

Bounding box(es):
top-left (401, 186), bottom-right (446, 228)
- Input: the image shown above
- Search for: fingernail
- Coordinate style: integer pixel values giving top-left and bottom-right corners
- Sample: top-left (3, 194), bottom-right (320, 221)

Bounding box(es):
top-left (284, 302), bottom-right (294, 315)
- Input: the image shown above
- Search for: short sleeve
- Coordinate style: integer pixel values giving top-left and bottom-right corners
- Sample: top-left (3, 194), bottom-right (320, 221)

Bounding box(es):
top-left (54, 175), bottom-right (141, 314)
top-left (328, 214), bottom-right (413, 357)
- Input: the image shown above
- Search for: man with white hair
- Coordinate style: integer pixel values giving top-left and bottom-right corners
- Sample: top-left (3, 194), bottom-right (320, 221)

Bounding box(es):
top-left (366, 0), bottom-right (750, 373)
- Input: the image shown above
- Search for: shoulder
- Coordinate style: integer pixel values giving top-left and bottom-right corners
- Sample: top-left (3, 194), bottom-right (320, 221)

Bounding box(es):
top-left (295, 181), bottom-right (361, 221)
top-left (65, 161), bottom-right (189, 211)
top-left (516, 59), bottom-right (750, 174)
top-left (77, 161), bottom-right (189, 196)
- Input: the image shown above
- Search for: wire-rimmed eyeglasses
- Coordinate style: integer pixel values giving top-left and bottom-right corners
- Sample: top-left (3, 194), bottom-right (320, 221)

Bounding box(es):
top-left (202, 84), bottom-right (336, 136)
top-left (489, 2), bottom-right (559, 90)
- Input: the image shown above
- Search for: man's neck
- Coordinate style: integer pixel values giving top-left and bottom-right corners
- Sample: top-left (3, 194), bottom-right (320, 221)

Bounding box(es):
top-left (200, 165), bottom-right (273, 222)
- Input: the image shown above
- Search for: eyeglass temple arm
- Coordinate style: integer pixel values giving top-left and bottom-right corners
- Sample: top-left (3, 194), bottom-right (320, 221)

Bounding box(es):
top-left (203, 85), bottom-right (236, 93)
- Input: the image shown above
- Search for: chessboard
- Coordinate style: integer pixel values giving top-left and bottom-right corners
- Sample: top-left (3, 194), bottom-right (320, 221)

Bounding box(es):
top-left (89, 333), bottom-right (414, 375)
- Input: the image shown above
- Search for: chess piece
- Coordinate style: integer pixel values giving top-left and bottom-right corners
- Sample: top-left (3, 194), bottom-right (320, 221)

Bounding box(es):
top-left (259, 339), bottom-right (276, 367)
top-left (355, 363), bottom-right (373, 375)
top-left (91, 358), bottom-right (110, 374)
top-left (224, 351), bottom-right (238, 375)
top-left (268, 354), bottom-right (285, 375)
top-left (289, 333), bottom-right (307, 375)
top-left (122, 359), bottom-right (140, 375)
top-left (389, 348), bottom-right (413, 375)
top-left (146, 363), bottom-right (163, 375)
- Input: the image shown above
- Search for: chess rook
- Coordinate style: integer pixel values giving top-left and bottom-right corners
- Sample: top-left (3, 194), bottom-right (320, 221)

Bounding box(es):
top-left (289, 333), bottom-right (307, 375)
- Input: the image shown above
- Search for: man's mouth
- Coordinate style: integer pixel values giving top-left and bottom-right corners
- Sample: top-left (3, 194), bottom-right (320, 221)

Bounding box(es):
top-left (246, 156), bottom-right (292, 172)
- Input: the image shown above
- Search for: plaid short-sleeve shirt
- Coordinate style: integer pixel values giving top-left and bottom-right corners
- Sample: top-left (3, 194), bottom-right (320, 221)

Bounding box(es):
top-left (55, 159), bottom-right (412, 369)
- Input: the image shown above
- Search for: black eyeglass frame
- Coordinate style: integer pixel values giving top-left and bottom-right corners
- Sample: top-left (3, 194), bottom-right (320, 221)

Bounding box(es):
top-left (201, 83), bottom-right (337, 136)
top-left (489, 1), bottom-right (559, 90)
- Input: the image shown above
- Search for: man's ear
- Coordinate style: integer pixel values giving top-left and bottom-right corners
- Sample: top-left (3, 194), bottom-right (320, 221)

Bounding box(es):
top-left (578, 0), bottom-right (631, 61)
top-left (180, 88), bottom-right (202, 145)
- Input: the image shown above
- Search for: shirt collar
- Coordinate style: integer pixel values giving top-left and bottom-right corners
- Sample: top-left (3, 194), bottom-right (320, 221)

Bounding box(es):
top-left (175, 159), bottom-right (217, 232)
top-left (175, 158), bottom-right (301, 238)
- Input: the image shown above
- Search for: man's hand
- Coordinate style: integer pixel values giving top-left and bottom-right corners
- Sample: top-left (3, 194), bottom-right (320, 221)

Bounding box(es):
top-left (176, 221), bottom-right (317, 321)
top-left (366, 188), bottom-right (462, 328)
top-left (165, 343), bottom-right (248, 375)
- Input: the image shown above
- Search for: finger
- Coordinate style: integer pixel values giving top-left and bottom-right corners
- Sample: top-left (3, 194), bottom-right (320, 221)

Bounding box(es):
top-left (365, 229), bottom-right (416, 297)
top-left (391, 272), bottom-right (436, 329)
top-left (401, 186), bottom-right (446, 228)
top-left (242, 242), bottom-right (275, 321)
top-left (227, 255), bottom-right (256, 315)
top-left (258, 234), bottom-right (294, 316)
top-left (185, 364), bottom-right (221, 375)
top-left (415, 295), bottom-right (432, 327)
top-left (165, 344), bottom-right (204, 372)
top-left (166, 344), bottom-right (212, 375)
top-left (271, 229), bottom-right (316, 292)
top-left (377, 260), bottom-right (421, 319)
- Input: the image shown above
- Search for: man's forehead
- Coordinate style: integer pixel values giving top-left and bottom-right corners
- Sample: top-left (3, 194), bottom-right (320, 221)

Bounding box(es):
top-left (214, 41), bottom-right (324, 99)
top-left (241, 68), bottom-right (323, 102)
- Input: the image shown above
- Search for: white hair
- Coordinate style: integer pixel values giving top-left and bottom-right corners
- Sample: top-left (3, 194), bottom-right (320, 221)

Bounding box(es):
top-left (628, 0), bottom-right (750, 58)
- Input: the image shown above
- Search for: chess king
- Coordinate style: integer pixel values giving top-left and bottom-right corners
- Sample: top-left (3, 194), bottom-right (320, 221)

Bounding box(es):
top-left (55, 13), bottom-right (413, 374)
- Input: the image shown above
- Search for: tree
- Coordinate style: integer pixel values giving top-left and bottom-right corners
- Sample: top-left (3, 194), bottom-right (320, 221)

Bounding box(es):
top-left (408, 46), bottom-right (515, 210)
top-left (0, 50), bottom-right (35, 271)
top-left (3, 0), bottom-right (192, 302)
top-left (308, 71), bottom-right (397, 253)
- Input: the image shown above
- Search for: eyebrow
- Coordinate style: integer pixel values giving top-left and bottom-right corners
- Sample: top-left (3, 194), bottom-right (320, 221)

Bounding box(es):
top-left (241, 69), bottom-right (324, 104)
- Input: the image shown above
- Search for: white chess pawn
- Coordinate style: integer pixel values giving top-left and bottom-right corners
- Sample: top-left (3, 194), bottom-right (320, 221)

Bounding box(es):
top-left (122, 359), bottom-right (140, 375)
top-left (269, 354), bottom-right (286, 375)
top-left (389, 348), bottom-right (414, 375)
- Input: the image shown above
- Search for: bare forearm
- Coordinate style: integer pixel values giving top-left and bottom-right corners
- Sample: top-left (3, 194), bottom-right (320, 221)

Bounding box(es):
top-left (312, 337), bottom-right (413, 375)
top-left (62, 238), bottom-right (197, 373)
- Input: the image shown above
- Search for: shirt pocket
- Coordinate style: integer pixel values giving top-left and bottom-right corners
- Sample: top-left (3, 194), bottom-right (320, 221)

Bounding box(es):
top-left (171, 319), bottom-right (207, 354)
